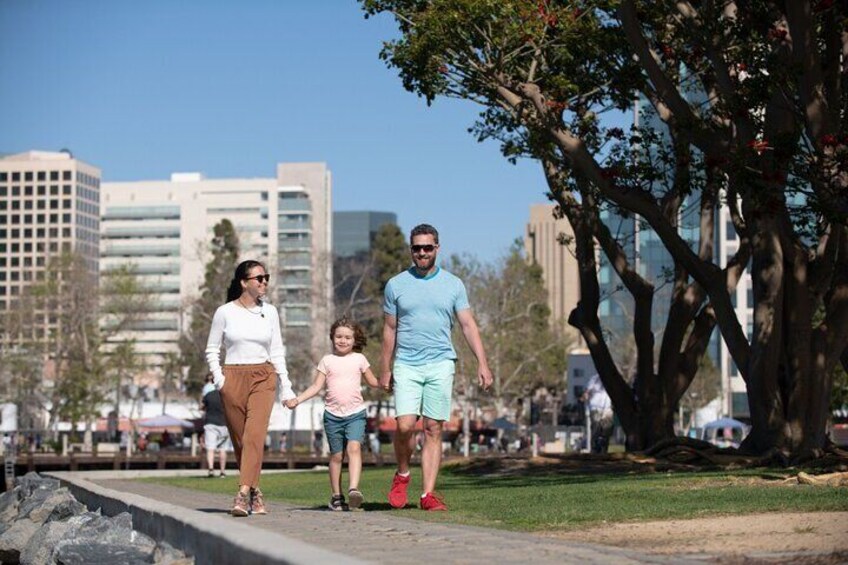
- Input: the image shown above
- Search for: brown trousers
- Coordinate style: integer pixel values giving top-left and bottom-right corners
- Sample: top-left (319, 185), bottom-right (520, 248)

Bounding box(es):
top-left (220, 362), bottom-right (277, 488)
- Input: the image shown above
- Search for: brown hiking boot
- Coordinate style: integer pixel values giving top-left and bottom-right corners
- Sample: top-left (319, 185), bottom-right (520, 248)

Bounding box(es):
top-left (231, 491), bottom-right (250, 517)
top-left (250, 487), bottom-right (267, 515)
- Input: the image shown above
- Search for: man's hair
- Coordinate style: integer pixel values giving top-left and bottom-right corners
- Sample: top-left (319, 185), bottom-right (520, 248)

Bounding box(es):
top-left (410, 223), bottom-right (439, 244)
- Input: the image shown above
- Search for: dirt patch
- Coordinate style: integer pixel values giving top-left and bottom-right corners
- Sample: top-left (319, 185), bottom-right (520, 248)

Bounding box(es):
top-left (546, 512), bottom-right (848, 561)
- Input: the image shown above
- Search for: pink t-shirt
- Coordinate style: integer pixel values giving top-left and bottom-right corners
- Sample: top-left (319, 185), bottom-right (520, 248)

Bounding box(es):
top-left (317, 352), bottom-right (370, 417)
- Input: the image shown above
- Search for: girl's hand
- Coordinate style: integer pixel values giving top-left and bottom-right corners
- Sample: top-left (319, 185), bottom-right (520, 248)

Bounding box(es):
top-left (285, 398), bottom-right (299, 409)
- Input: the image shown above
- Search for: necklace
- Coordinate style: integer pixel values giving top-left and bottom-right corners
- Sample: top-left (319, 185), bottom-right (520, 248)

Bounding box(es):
top-left (237, 298), bottom-right (265, 318)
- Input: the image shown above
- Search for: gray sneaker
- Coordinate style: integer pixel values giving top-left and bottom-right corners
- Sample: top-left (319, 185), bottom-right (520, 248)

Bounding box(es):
top-left (348, 488), bottom-right (364, 510)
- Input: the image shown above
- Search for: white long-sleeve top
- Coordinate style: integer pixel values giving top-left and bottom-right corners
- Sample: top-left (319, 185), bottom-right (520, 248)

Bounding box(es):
top-left (205, 301), bottom-right (295, 402)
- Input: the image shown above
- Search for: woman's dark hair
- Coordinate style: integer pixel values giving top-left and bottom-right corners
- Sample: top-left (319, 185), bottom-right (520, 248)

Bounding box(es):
top-left (329, 317), bottom-right (367, 352)
top-left (226, 260), bottom-right (265, 302)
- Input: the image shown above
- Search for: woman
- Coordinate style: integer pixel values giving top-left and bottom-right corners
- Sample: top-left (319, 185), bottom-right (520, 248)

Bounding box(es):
top-left (205, 260), bottom-right (295, 516)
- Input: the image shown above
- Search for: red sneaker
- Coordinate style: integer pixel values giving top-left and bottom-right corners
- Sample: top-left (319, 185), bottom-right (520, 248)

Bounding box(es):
top-left (420, 492), bottom-right (448, 511)
top-left (388, 472), bottom-right (410, 508)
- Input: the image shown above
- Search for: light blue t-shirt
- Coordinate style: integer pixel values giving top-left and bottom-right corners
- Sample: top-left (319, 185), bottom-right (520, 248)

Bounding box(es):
top-left (383, 267), bottom-right (470, 365)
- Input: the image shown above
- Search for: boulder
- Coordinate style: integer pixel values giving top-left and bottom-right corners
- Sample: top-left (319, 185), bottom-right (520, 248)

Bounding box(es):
top-left (0, 519), bottom-right (40, 564)
top-left (55, 542), bottom-right (155, 565)
top-left (15, 472), bottom-right (60, 497)
top-left (0, 487), bottom-right (22, 535)
top-left (19, 488), bottom-right (78, 525)
top-left (53, 512), bottom-right (156, 564)
top-left (20, 520), bottom-right (74, 565)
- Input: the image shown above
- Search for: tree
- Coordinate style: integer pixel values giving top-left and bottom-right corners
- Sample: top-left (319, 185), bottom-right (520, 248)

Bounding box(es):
top-left (362, 0), bottom-right (848, 460)
top-left (180, 219), bottom-right (240, 394)
top-left (0, 253), bottom-right (152, 438)
top-left (450, 242), bottom-right (571, 415)
top-left (333, 223), bottom-right (408, 356)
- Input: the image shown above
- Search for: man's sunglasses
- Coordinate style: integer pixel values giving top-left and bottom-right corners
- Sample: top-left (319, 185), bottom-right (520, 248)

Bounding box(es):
top-left (411, 244), bottom-right (436, 253)
top-left (245, 274), bottom-right (271, 284)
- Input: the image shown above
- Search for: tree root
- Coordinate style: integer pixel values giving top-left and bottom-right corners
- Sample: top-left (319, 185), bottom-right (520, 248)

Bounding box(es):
top-left (791, 471), bottom-right (848, 486)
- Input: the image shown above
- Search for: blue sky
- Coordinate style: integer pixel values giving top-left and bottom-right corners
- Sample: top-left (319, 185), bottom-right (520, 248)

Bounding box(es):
top-left (0, 1), bottom-right (566, 261)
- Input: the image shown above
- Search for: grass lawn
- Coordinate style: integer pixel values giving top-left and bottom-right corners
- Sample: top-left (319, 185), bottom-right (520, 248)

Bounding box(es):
top-left (146, 462), bottom-right (848, 532)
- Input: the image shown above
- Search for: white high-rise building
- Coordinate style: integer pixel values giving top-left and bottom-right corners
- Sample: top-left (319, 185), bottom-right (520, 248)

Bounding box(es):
top-left (100, 163), bottom-right (332, 372)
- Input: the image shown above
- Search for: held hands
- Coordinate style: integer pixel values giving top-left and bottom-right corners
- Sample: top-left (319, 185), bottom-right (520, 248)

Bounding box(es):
top-left (284, 398), bottom-right (299, 409)
top-left (379, 371), bottom-right (393, 394)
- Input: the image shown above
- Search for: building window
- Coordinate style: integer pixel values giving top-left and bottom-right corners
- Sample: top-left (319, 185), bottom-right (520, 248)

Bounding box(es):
top-left (24, 172), bottom-right (33, 181)
top-left (62, 171), bottom-right (71, 181)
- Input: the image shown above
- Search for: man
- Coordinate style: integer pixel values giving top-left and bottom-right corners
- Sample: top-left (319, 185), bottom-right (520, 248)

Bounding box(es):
top-left (380, 224), bottom-right (493, 511)
top-left (202, 375), bottom-right (230, 477)
top-left (581, 373), bottom-right (614, 454)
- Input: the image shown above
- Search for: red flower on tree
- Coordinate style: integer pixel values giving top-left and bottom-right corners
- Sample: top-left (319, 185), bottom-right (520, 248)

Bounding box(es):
top-left (820, 134), bottom-right (839, 147)
top-left (768, 27), bottom-right (788, 41)
top-left (747, 139), bottom-right (770, 155)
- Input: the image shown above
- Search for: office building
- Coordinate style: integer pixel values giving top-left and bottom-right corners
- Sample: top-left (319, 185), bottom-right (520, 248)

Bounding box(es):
top-left (333, 211), bottom-right (397, 258)
top-left (0, 150), bottom-right (101, 338)
top-left (524, 204), bottom-right (580, 326)
top-left (100, 162), bottom-right (332, 368)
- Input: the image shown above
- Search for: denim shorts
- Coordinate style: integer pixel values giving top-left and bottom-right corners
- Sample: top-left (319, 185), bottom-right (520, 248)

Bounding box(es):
top-left (393, 359), bottom-right (455, 421)
top-left (323, 409), bottom-right (367, 454)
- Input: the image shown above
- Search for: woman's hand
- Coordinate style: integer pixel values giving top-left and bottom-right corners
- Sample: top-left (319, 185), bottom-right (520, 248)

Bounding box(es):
top-left (284, 398), bottom-right (299, 409)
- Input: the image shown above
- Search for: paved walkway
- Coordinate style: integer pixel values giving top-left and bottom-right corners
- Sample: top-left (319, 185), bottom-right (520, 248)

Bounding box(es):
top-left (96, 476), bottom-right (692, 564)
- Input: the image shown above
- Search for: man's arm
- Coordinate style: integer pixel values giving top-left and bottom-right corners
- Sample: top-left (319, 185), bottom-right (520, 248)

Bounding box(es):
top-left (456, 309), bottom-right (493, 390)
top-left (379, 314), bottom-right (398, 391)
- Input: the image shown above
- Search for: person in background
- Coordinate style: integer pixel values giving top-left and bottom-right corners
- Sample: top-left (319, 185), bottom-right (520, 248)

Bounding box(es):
top-left (581, 373), bottom-right (614, 454)
top-left (202, 374), bottom-right (230, 478)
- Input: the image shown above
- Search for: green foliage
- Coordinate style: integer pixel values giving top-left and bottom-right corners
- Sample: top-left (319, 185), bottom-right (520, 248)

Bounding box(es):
top-left (831, 362), bottom-right (848, 415)
top-left (334, 223), bottom-right (408, 355)
top-left (451, 241), bottom-right (571, 402)
top-left (0, 253), bottom-right (152, 433)
top-left (180, 219), bottom-right (241, 393)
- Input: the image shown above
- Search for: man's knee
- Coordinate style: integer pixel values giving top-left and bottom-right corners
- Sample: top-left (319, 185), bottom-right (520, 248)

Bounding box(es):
top-left (346, 441), bottom-right (361, 455)
top-left (396, 417), bottom-right (418, 436)
top-left (422, 419), bottom-right (443, 440)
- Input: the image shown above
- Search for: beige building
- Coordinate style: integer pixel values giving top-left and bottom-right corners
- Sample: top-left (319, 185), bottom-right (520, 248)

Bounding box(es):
top-left (100, 162), bottom-right (332, 370)
top-left (0, 150), bottom-right (101, 338)
top-left (525, 204), bottom-right (580, 326)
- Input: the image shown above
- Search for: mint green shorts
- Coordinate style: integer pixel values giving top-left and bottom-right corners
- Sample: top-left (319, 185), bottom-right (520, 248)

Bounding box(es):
top-left (393, 360), bottom-right (455, 422)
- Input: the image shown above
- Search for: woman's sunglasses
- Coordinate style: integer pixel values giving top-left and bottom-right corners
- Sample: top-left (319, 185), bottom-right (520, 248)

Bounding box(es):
top-left (245, 274), bottom-right (271, 284)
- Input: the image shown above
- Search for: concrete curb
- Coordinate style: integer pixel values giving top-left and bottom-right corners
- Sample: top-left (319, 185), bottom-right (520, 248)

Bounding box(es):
top-left (45, 471), bottom-right (368, 565)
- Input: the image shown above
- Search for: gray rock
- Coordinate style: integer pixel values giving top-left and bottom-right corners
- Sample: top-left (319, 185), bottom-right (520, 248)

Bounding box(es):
top-left (16, 472), bottom-right (60, 497)
top-left (0, 487), bottom-right (22, 535)
top-left (0, 518), bottom-right (40, 564)
top-left (55, 542), bottom-right (154, 565)
top-left (20, 519), bottom-right (74, 565)
top-left (46, 498), bottom-right (86, 523)
top-left (153, 541), bottom-right (191, 565)
top-left (52, 512), bottom-right (157, 563)
top-left (19, 488), bottom-right (77, 525)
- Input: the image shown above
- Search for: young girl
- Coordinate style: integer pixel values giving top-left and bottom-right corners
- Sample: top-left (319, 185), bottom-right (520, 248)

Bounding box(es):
top-left (286, 317), bottom-right (379, 510)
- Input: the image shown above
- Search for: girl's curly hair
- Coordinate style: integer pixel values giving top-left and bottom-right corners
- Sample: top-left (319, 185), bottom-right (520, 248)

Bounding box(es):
top-left (329, 317), bottom-right (367, 352)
